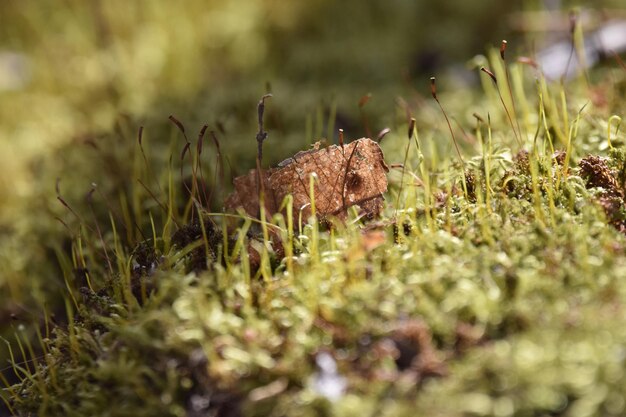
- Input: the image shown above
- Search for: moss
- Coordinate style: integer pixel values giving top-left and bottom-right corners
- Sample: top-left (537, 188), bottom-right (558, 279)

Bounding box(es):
top-left (7, 138), bottom-right (626, 415)
top-left (3, 3), bottom-right (626, 416)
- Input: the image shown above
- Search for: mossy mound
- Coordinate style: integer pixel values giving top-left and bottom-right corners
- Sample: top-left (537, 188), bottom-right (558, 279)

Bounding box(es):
top-left (3, 3), bottom-right (626, 416)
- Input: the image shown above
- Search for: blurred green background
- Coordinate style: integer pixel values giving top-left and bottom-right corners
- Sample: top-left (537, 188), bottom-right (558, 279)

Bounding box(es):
top-left (0, 0), bottom-right (624, 377)
top-left (0, 0), bottom-right (522, 218)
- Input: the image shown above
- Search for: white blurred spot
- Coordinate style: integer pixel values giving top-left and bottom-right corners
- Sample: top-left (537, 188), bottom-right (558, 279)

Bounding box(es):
top-left (311, 352), bottom-right (346, 402)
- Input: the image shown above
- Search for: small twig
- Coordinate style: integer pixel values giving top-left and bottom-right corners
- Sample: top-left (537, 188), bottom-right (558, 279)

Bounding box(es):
top-left (341, 141), bottom-right (360, 210)
top-left (255, 94), bottom-right (272, 219)
top-left (256, 94), bottom-right (272, 166)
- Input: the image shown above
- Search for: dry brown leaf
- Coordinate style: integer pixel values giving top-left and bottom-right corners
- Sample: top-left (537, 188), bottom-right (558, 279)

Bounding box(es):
top-left (224, 168), bottom-right (278, 218)
top-left (225, 138), bottom-right (389, 221)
